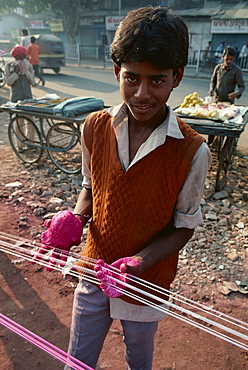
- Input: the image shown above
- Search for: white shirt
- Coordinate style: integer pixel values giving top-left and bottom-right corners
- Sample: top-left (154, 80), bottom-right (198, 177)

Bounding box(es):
top-left (21, 36), bottom-right (30, 48)
top-left (239, 44), bottom-right (248, 57)
top-left (81, 103), bottom-right (212, 321)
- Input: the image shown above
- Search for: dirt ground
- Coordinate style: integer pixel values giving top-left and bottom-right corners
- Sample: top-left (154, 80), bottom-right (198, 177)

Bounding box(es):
top-left (0, 143), bottom-right (248, 370)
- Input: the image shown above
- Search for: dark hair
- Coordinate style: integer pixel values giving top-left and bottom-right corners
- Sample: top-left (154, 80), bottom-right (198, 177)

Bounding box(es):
top-left (110, 6), bottom-right (188, 72)
top-left (223, 46), bottom-right (236, 57)
top-left (22, 29), bottom-right (28, 36)
top-left (30, 36), bottom-right (36, 43)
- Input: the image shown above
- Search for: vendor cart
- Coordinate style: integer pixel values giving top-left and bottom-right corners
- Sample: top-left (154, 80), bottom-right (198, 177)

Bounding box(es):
top-left (1, 99), bottom-right (247, 190)
top-left (0, 97), bottom-right (104, 175)
top-left (175, 106), bottom-right (248, 191)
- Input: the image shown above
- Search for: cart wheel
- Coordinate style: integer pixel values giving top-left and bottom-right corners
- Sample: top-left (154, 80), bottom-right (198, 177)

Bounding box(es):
top-left (215, 137), bottom-right (238, 191)
top-left (0, 68), bottom-right (6, 88)
top-left (46, 122), bottom-right (81, 174)
top-left (8, 115), bottom-right (43, 163)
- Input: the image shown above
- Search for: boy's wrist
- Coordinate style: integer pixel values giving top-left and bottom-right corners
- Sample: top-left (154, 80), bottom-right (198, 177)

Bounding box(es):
top-left (74, 213), bottom-right (90, 225)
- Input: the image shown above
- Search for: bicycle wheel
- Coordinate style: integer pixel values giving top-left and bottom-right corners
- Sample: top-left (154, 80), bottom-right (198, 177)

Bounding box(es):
top-left (46, 122), bottom-right (82, 174)
top-left (8, 115), bottom-right (43, 163)
top-left (0, 68), bottom-right (6, 88)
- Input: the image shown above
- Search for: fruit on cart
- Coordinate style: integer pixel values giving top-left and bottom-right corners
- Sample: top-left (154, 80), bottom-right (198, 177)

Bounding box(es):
top-left (179, 92), bottom-right (204, 108)
top-left (175, 103), bottom-right (242, 121)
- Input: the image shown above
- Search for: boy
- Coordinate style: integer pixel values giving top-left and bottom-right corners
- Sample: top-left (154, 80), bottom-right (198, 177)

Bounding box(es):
top-left (38, 6), bottom-right (211, 369)
top-left (209, 46), bottom-right (245, 104)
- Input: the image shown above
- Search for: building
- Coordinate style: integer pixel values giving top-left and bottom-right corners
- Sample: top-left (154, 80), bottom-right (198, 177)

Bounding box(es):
top-left (0, 1), bottom-right (247, 58)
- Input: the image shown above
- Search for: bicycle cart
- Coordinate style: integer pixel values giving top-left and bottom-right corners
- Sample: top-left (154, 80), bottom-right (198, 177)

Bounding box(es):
top-left (175, 106), bottom-right (248, 191)
top-left (0, 97), bottom-right (104, 174)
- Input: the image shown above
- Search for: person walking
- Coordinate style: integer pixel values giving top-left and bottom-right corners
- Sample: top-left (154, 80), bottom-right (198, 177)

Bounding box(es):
top-left (27, 36), bottom-right (45, 86)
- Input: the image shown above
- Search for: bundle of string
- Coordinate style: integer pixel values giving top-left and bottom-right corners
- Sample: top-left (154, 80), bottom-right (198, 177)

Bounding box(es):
top-left (1, 231), bottom-right (248, 357)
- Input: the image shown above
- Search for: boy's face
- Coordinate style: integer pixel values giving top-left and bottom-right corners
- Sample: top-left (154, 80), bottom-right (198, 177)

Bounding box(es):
top-left (223, 54), bottom-right (234, 68)
top-left (114, 60), bottom-right (183, 125)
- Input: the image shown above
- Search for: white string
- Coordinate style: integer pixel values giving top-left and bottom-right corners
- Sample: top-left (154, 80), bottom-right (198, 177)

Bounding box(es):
top-left (0, 231), bottom-right (247, 351)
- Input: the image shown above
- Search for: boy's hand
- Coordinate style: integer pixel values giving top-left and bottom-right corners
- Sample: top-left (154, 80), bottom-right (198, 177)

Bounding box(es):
top-left (94, 257), bottom-right (140, 298)
top-left (32, 211), bottom-right (89, 271)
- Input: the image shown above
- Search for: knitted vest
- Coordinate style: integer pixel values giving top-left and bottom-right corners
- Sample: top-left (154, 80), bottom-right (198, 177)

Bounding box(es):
top-left (78, 110), bottom-right (205, 304)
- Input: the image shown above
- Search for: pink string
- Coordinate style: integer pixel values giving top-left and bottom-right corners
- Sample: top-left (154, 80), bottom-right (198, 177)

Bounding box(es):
top-left (0, 314), bottom-right (93, 370)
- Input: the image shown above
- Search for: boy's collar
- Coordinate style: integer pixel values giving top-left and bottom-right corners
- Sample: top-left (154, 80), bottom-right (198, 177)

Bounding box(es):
top-left (105, 103), bottom-right (184, 139)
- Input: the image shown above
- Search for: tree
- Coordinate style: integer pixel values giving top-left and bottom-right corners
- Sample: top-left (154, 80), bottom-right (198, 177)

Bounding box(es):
top-left (0, 0), bottom-right (20, 14)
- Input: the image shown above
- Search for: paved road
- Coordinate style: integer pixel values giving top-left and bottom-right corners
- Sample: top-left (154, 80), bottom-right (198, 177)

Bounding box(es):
top-left (0, 63), bottom-right (247, 154)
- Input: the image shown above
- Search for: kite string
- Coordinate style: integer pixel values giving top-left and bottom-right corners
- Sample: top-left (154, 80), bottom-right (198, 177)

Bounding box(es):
top-left (0, 232), bottom-right (248, 351)
top-left (2, 236), bottom-right (247, 331)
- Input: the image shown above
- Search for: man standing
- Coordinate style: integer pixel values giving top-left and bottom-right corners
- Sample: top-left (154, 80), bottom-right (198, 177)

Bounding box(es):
top-left (202, 41), bottom-right (212, 68)
top-left (209, 46), bottom-right (245, 104)
top-left (27, 36), bottom-right (45, 86)
top-left (21, 29), bottom-right (30, 48)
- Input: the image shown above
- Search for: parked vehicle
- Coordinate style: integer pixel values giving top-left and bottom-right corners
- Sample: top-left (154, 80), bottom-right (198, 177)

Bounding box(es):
top-left (33, 34), bottom-right (65, 74)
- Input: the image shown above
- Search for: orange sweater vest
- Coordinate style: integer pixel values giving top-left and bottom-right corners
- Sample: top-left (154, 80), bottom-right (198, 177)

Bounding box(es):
top-left (78, 110), bottom-right (205, 304)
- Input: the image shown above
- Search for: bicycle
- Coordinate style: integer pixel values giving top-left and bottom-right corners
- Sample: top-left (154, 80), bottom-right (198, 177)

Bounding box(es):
top-left (0, 54), bottom-right (6, 88)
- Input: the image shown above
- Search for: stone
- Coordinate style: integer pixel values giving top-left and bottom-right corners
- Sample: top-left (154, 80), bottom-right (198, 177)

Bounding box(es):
top-left (61, 183), bottom-right (71, 192)
top-left (33, 208), bottom-right (46, 216)
top-left (227, 252), bottom-right (239, 262)
top-left (212, 190), bottom-right (228, 200)
top-left (218, 285), bottom-right (231, 295)
top-left (223, 281), bottom-right (238, 292)
top-left (205, 213), bottom-right (218, 221)
top-left (5, 181), bottom-right (23, 188)
top-left (218, 218), bottom-right (228, 226)
top-left (242, 191), bottom-right (248, 202)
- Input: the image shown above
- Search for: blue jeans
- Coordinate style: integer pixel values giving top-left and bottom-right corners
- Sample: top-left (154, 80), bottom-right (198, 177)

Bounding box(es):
top-left (65, 280), bottom-right (158, 370)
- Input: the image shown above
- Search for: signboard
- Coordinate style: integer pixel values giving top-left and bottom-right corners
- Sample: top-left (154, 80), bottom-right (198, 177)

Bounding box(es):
top-left (211, 19), bottom-right (248, 33)
top-left (105, 16), bottom-right (125, 31)
top-left (25, 20), bottom-right (46, 29)
top-left (49, 22), bottom-right (64, 32)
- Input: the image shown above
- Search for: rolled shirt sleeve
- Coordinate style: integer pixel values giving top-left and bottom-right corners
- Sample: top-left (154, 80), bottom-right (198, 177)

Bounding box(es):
top-left (81, 122), bottom-right (92, 188)
top-left (174, 142), bottom-right (212, 229)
